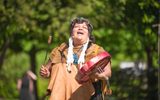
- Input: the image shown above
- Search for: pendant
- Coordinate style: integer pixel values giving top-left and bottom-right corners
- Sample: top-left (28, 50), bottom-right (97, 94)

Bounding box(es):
top-left (73, 53), bottom-right (78, 64)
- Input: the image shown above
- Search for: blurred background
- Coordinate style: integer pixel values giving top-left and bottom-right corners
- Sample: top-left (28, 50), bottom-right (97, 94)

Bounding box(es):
top-left (0, 0), bottom-right (159, 100)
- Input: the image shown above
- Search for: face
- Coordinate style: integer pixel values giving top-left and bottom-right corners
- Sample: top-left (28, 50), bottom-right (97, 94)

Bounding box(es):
top-left (71, 22), bottom-right (89, 46)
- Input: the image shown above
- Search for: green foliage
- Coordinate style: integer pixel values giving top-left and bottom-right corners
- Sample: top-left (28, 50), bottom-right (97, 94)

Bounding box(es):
top-left (0, 51), bottom-right (29, 98)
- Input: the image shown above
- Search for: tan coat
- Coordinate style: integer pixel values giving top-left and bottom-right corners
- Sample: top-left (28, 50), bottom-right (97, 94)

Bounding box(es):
top-left (47, 43), bottom-right (107, 100)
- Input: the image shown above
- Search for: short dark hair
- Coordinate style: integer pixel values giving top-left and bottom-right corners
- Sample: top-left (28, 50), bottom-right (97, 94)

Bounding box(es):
top-left (70, 17), bottom-right (95, 43)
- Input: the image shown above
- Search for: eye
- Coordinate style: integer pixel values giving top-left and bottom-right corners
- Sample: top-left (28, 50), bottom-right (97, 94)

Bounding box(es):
top-left (74, 25), bottom-right (79, 28)
top-left (83, 26), bottom-right (88, 29)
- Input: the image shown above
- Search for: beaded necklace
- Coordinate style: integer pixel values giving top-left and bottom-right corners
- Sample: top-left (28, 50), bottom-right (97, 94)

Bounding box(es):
top-left (73, 46), bottom-right (83, 64)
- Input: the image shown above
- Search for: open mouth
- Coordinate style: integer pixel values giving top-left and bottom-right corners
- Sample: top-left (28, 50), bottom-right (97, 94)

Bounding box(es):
top-left (77, 32), bottom-right (83, 35)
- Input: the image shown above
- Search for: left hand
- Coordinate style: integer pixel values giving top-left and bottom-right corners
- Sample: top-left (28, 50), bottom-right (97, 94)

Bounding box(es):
top-left (89, 67), bottom-right (108, 80)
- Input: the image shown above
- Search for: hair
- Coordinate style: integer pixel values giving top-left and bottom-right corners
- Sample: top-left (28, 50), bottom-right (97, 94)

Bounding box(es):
top-left (70, 17), bottom-right (95, 43)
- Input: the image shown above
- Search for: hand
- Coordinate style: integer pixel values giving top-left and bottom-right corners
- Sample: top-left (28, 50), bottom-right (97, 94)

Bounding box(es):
top-left (89, 67), bottom-right (105, 80)
top-left (40, 65), bottom-right (50, 78)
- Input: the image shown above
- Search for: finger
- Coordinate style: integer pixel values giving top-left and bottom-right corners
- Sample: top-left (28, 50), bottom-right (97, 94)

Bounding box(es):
top-left (40, 72), bottom-right (47, 77)
top-left (40, 68), bottom-right (46, 73)
top-left (97, 67), bottom-right (101, 73)
top-left (99, 67), bottom-right (103, 73)
top-left (40, 70), bottom-right (48, 75)
top-left (40, 70), bottom-right (47, 76)
top-left (40, 65), bottom-right (46, 70)
top-left (40, 66), bottom-right (45, 71)
top-left (44, 68), bottom-right (48, 72)
top-left (41, 65), bottom-right (44, 69)
top-left (40, 66), bottom-right (48, 71)
top-left (40, 70), bottom-right (49, 76)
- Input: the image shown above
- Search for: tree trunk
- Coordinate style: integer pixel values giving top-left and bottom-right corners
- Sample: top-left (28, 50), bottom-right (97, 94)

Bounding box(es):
top-left (29, 45), bottom-right (39, 100)
top-left (0, 39), bottom-right (10, 70)
top-left (146, 46), bottom-right (158, 100)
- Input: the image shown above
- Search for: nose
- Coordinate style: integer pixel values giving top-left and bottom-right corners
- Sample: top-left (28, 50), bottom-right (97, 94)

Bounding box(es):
top-left (78, 25), bottom-right (83, 30)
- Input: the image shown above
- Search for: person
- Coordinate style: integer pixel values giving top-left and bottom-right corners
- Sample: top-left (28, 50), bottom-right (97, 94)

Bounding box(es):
top-left (40, 17), bottom-right (112, 100)
top-left (17, 70), bottom-right (37, 100)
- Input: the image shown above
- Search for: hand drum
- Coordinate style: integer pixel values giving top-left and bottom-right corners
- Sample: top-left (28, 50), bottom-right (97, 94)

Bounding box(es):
top-left (75, 51), bottom-right (111, 83)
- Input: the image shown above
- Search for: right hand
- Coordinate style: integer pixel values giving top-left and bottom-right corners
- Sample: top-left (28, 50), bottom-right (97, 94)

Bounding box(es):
top-left (40, 65), bottom-right (50, 78)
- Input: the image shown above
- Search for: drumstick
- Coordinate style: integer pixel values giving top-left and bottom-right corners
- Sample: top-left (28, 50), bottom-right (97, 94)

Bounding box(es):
top-left (42, 34), bottom-right (52, 99)
top-left (43, 34), bottom-right (52, 64)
